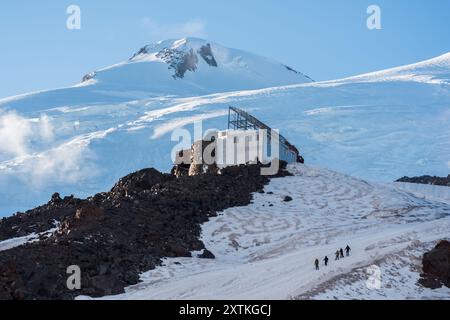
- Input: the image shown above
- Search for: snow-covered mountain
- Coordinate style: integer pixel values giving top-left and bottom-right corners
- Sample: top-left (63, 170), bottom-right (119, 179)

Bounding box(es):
top-left (81, 37), bottom-right (313, 95)
top-left (0, 38), bottom-right (449, 300)
top-left (0, 39), bottom-right (449, 216)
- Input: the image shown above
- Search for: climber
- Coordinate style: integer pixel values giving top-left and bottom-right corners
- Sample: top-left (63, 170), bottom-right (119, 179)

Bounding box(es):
top-left (315, 259), bottom-right (320, 270)
top-left (323, 256), bottom-right (329, 267)
top-left (335, 250), bottom-right (340, 261)
top-left (345, 245), bottom-right (351, 257)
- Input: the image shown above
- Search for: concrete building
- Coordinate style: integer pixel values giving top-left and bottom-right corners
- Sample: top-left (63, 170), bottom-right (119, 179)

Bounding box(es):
top-left (172, 107), bottom-right (303, 177)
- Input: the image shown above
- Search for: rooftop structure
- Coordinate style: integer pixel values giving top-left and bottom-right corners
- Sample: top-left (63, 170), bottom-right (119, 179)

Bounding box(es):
top-left (172, 107), bottom-right (303, 177)
top-left (227, 107), bottom-right (302, 164)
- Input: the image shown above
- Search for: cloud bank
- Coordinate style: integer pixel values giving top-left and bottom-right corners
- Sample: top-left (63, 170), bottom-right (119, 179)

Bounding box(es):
top-left (0, 111), bottom-right (32, 158)
top-left (0, 111), bottom-right (96, 187)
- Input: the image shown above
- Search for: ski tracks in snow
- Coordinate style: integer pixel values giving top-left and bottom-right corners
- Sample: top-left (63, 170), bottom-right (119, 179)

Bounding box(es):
top-left (88, 164), bottom-right (450, 300)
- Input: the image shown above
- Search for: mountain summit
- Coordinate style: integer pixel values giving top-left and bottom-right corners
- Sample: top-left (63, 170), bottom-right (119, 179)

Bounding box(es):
top-left (81, 37), bottom-right (313, 95)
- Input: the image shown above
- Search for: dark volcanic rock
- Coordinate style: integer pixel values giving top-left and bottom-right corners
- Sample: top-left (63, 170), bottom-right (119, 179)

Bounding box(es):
top-left (156, 48), bottom-right (199, 79)
top-left (0, 194), bottom-right (83, 242)
top-left (283, 196), bottom-right (293, 202)
top-left (396, 175), bottom-right (450, 187)
top-left (75, 205), bottom-right (104, 221)
top-left (198, 249), bottom-right (215, 259)
top-left (0, 162), bottom-right (288, 300)
top-left (198, 44), bottom-right (218, 67)
top-left (111, 168), bottom-right (173, 196)
top-left (81, 72), bottom-right (96, 83)
top-left (419, 240), bottom-right (450, 289)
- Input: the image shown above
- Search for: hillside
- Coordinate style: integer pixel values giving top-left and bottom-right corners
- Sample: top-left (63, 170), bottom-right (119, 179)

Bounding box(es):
top-left (96, 164), bottom-right (450, 300)
top-left (1, 163), bottom-right (449, 300)
top-left (0, 163), bottom-right (288, 299)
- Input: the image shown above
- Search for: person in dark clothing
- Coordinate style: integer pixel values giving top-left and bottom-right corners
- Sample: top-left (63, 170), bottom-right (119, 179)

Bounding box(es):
top-left (323, 256), bottom-right (329, 266)
top-left (314, 259), bottom-right (320, 270)
top-left (335, 250), bottom-right (340, 260)
top-left (345, 245), bottom-right (351, 257)
top-left (340, 248), bottom-right (344, 259)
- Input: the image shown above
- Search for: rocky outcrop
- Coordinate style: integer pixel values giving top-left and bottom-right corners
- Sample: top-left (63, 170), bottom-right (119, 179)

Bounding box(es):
top-left (0, 162), bottom-right (289, 300)
top-left (198, 44), bottom-right (218, 67)
top-left (81, 72), bottom-right (96, 83)
top-left (198, 249), bottom-right (215, 259)
top-left (419, 240), bottom-right (450, 289)
top-left (129, 46), bottom-right (149, 60)
top-left (133, 42), bottom-right (219, 80)
top-left (173, 139), bottom-right (218, 177)
top-left (110, 168), bottom-right (173, 196)
top-left (156, 48), bottom-right (199, 79)
top-left (0, 195), bottom-right (83, 242)
top-left (283, 65), bottom-right (314, 82)
top-left (396, 175), bottom-right (450, 187)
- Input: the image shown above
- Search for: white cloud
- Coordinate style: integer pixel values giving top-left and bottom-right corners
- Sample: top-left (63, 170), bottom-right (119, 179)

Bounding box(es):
top-left (0, 111), bottom-right (87, 187)
top-left (0, 111), bottom-right (55, 160)
top-left (0, 111), bottom-right (33, 158)
top-left (25, 141), bottom-right (96, 186)
top-left (0, 114), bottom-right (115, 189)
top-left (140, 18), bottom-right (207, 40)
top-left (39, 114), bottom-right (54, 142)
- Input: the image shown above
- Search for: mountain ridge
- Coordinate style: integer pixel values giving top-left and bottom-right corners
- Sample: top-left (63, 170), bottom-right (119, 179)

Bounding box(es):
top-left (78, 37), bottom-right (313, 94)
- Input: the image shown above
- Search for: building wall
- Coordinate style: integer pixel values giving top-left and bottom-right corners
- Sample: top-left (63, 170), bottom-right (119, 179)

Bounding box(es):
top-left (172, 130), bottom-right (299, 176)
top-left (216, 130), bottom-right (297, 167)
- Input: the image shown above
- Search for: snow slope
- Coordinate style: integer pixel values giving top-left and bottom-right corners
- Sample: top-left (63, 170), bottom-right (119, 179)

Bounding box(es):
top-left (330, 52), bottom-right (450, 85)
top-left (394, 182), bottom-right (450, 205)
top-left (304, 242), bottom-right (450, 300)
top-left (0, 41), bottom-right (449, 216)
top-left (80, 164), bottom-right (450, 300)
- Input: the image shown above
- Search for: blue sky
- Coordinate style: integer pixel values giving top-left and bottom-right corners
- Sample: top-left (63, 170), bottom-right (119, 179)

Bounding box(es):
top-left (0, 0), bottom-right (449, 98)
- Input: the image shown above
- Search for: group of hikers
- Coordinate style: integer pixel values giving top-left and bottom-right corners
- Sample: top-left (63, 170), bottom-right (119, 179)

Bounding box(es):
top-left (314, 245), bottom-right (351, 270)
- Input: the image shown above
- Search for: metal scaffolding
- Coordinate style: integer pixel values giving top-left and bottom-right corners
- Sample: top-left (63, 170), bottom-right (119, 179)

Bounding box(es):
top-left (227, 106), bottom-right (301, 163)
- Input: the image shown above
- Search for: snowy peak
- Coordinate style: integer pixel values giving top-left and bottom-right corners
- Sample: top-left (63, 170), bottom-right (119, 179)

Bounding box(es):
top-left (130, 38), bottom-right (219, 79)
top-left (81, 37), bottom-right (313, 95)
top-left (126, 37), bottom-right (314, 82)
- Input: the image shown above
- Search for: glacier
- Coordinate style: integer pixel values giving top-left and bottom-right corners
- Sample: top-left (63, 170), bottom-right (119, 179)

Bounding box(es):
top-left (0, 38), bottom-right (449, 218)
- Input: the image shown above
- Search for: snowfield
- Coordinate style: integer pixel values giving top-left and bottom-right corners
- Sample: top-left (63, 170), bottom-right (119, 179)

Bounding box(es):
top-left (303, 241), bottom-right (450, 300)
top-left (0, 42), bottom-right (449, 215)
top-left (394, 182), bottom-right (450, 205)
top-left (78, 164), bottom-right (450, 300)
top-left (0, 37), bottom-right (449, 299)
